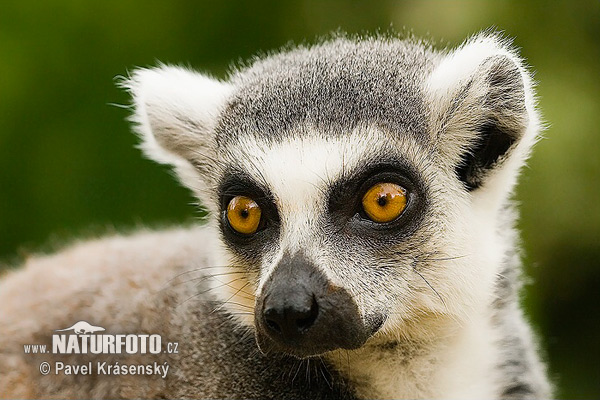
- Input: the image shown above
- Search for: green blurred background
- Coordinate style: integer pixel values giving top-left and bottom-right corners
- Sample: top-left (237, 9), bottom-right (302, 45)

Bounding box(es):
top-left (0, 1), bottom-right (598, 398)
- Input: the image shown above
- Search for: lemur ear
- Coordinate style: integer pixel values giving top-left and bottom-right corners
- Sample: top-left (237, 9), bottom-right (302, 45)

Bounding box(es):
top-left (426, 34), bottom-right (540, 192)
top-left (123, 66), bottom-right (232, 195)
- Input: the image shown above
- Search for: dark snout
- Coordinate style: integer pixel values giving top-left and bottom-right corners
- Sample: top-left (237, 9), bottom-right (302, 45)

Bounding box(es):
top-left (255, 252), bottom-right (375, 358)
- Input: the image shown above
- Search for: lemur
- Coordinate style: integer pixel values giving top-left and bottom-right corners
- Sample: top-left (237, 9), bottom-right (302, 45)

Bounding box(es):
top-left (0, 32), bottom-right (551, 399)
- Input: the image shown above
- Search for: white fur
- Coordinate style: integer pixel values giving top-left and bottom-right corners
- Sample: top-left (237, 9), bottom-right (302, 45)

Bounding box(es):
top-left (428, 35), bottom-right (516, 98)
top-left (328, 312), bottom-right (500, 399)
top-left (123, 66), bottom-right (232, 201)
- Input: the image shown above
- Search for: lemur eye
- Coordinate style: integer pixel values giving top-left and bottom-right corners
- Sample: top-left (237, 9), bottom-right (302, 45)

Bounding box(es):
top-left (227, 196), bottom-right (262, 235)
top-left (362, 183), bottom-right (407, 223)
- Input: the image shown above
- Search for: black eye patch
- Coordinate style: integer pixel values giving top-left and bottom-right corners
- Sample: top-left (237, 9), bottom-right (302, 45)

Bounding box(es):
top-left (327, 160), bottom-right (427, 243)
top-left (217, 170), bottom-right (280, 263)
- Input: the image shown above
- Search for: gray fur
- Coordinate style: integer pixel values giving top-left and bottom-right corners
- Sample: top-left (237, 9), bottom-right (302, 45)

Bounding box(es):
top-left (219, 37), bottom-right (434, 144)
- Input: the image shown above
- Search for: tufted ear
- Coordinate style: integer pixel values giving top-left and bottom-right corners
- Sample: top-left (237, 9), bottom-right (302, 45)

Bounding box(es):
top-left (426, 34), bottom-right (540, 192)
top-left (123, 66), bottom-right (232, 196)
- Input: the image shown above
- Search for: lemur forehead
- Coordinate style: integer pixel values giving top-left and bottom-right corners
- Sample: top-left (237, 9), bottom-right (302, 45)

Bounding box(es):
top-left (221, 127), bottom-right (428, 210)
top-left (215, 37), bottom-right (435, 147)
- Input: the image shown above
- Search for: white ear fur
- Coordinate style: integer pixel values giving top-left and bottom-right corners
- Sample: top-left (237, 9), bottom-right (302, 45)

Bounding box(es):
top-left (123, 65), bottom-right (232, 196)
top-left (425, 33), bottom-right (540, 195)
top-left (428, 34), bottom-right (521, 102)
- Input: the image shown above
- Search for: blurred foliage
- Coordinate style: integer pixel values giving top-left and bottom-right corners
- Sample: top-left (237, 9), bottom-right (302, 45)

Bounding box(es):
top-left (0, 1), bottom-right (598, 398)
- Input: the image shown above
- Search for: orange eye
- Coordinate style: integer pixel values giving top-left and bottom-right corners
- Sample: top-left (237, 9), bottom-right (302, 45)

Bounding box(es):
top-left (227, 196), bottom-right (262, 235)
top-left (362, 183), bottom-right (407, 223)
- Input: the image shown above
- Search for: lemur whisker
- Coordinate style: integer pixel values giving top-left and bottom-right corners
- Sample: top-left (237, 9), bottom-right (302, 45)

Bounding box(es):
top-left (220, 190), bottom-right (273, 202)
top-left (205, 279), bottom-right (256, 299)
top-left (175, 276), bottom-right (248, 309)
top-left (318, 358), bottom-right (333, 389)
top-left (292, 359), bottom-right (304, 385)
top-left (240, 155), bottom-right (271, 189)
top-left (303, 165), bottom-right (332, 195)
top-left (216, 300), bottom-right (255, 310)
top-left (211, 281), bottom-right (252, 314)
top-left (411, 267), bottom-right (446, 308)
top-left (162, 270), bottom-right (247, 290)
top-left (202, 298), bottom-right (254, 310)
top-left (231, 329), bottom-right (256, 348)
top-left (418, 254), bottom-right (470, 262)
top-left (206, 286), bottom-right (256, 299)
top-left (164, 264), bottom-right (246, 284)
top-left (305, 358), bottom-right (311, 387)
top-left (299, 177), bottom-right (329, 198)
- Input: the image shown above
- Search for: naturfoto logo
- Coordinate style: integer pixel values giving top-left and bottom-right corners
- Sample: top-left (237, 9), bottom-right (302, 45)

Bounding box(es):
top-left (24, 321), bottom-right (179, 356)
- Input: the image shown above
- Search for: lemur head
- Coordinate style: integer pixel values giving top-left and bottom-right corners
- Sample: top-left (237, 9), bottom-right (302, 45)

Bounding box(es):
top-left (125, 33), bottom-right (539, 358)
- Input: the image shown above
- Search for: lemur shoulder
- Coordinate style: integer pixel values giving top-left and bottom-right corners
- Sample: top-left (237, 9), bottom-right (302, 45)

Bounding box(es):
top-left (0, 32), bottom-right (551, 399)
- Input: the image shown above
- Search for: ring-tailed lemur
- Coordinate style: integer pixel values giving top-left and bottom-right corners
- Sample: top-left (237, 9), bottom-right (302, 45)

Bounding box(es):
top-left (0, 32), bottom-right (551, 399)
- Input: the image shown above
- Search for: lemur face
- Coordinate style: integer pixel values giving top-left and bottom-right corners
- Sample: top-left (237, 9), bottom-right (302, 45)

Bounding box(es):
top-left (215, 130), bottom-right (447, 357)
top-left (126, 35), bottom-right (537, 358)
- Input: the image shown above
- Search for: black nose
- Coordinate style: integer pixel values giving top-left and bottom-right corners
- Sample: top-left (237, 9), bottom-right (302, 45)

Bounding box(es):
top-left (255, 252), bottom-right (372, 357)
top-left (263, 294), bottom-right (319, 340)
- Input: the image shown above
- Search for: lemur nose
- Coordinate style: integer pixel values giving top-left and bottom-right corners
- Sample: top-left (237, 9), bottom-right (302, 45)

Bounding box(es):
top-left (263, 293), bottom-right (319, 340)
top-left (256, 252), bottom-right (371, 357)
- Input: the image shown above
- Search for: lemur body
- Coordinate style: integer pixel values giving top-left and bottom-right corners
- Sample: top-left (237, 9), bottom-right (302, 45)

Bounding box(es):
top-left (0, 33), bottom-right (551, 399)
